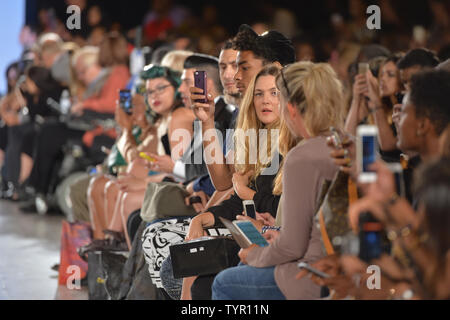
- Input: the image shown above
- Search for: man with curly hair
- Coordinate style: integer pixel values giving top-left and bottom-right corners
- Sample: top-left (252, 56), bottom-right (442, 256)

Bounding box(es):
top-left (232, 24), bottom-right (296, 97)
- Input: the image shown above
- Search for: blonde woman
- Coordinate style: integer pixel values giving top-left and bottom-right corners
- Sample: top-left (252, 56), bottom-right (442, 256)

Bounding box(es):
top-left (212, 61), bottom-right (346, 300)
top-left (161, 65), bottom-right (298, 300)
top-left (186, 64), bottom-right (294, 241)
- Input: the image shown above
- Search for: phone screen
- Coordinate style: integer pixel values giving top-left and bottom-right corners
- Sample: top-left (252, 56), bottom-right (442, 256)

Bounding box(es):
top-left (358, 212), bottom-right (390, 263)
top-left (244, 203), bottom-right (256, 219)
top-left (194, 71), bottom-right (207, 103)
top-left (362, 135), bottom-right (376, 172)
top-left (235, 221), bottom-right (269, 247)
top-left (119, 90), bottom-right (132, 114)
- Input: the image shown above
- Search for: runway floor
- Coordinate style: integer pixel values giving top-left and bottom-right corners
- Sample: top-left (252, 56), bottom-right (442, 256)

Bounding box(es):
top-left (0, 200), bottom-right (88, 300)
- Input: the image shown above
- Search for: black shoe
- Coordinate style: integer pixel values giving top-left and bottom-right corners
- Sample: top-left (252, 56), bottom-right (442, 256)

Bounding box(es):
top-left (19, 198), bottom-right (37, 213)
top-left (51, 263), bottom-right (60, 272)
top-left (78, 239), bottom-right (128, 261)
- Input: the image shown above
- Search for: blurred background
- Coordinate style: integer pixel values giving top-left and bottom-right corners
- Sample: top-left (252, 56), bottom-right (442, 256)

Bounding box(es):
top-left (1, 0), bottom-right (450, 95)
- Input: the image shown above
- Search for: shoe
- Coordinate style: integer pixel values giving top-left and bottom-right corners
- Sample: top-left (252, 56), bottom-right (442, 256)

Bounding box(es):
top-left (78, 238), bottom-right (128, 261)
top-left (35, 194), bottom-right (48, 215)
top-left (103, 230), bottom-right (125, 242)
top-left (51, 263), bottom-right (60, 272)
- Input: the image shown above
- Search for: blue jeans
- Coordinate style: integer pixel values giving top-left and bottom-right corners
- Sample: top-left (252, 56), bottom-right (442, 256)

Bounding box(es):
top-left (212, 264), bottom-right (286, 300)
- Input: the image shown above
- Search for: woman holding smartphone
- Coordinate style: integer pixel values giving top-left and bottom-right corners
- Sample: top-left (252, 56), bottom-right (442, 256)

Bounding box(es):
top-left (84, 65), bottom-right (190, 250)
top-left (212, 61), bottom-right (346, 300)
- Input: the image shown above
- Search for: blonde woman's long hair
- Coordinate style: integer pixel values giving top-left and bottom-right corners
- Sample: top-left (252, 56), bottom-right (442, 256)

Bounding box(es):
top-left (276, 61), bottom-right (346, 137)
top-left (234, 64), bottom-right (299, 195)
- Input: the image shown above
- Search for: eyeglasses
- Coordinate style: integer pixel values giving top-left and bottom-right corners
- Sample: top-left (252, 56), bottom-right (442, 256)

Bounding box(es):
top-left (280, 67), bottom-right (291, 97)
top-left (146, 84), bottom-right (171, 97)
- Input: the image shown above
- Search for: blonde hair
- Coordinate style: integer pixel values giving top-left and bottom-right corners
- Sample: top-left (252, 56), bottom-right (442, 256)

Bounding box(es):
top-left (72, 46), bottom-right (99, 69)
top-left (276, 61), bottom-right (345, 137)
top-left (161, 50), bottom-right (194, 73)
top-left (234, 64), bottom-right (298, 195)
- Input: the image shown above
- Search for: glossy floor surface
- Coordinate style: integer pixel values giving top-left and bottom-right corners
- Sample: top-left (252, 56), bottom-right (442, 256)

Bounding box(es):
top-left (0, 200), bottom-right (87, 300)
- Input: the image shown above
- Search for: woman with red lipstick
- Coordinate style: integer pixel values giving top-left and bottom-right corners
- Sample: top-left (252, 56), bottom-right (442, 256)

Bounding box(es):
top-left (83, 65), bottom-right (193, 251)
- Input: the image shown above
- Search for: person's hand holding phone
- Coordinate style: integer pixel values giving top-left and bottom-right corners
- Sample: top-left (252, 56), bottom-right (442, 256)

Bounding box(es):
top-left (296, 254), bottom-right (341, 286)
top-left (255, 212), bottom-right (276, 227)
top-left (115, 104), bottom-right (133, 132)
top-left (189, 86), bottom-right (215, 124)
top-left (261, 229), bottom-right (280, 244)
top-left (144, 153), bottom-right (175, 174)
top-left (327, 133), bottom-right (357, 179)
top-left (236, 213), bottom-right (265, 232)
top-left (352, 73), bottom-right (369, 105)
top-left (365, 70), bottom-right (382, 111)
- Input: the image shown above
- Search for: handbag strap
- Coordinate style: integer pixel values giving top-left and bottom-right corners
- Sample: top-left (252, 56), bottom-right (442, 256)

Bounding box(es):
top-left (319, 176), bottom-right (359, 256)
top-left (348, 176), bottom-right (358, 205)
top-left (318, 207), bottom-right (335, 255)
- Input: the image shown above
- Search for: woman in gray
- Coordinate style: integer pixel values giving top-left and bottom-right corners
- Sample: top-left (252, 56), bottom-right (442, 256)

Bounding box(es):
top-left (212, 61), bottom-right (346, 300)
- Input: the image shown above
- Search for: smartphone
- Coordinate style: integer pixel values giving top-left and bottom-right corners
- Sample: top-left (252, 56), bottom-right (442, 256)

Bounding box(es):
top-left (243, 200), bottom-right (256, 219)
top-left (119, 89), bottom-right (133, 115)
top-left (357, 125), bottom-right (378, 183)
top-left (233, 220), bottom-right (269, 247)
top-left (139, 152), bottom-right (156, 163)
top-left (297, 262), bottom-right (331, 279)
top-left (194, 71), bottom-right (207, 103)
top-left (387, 162), bottom-right (405, 198)
top-left (358, 211), bottom-right (390, 263)
top-left (358, 62), bottom-right (370, 75)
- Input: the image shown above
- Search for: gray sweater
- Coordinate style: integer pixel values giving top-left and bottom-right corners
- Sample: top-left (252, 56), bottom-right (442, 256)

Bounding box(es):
top-left (246, 136), bottom-right (338, 299)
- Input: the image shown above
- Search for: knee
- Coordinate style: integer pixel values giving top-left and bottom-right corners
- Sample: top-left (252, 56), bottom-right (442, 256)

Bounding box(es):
top-left (87, 175), bottom-right (108, 199)
top-left (104, 180), bottom-right (119, 198)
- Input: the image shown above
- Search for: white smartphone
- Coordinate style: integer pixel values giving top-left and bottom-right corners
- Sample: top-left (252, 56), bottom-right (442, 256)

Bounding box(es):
top-left (233, 220), bottom-right (269, 247)
top-left (357, 125), bottom-right (378, 183)
top-left (297, 262), bottom-right (331, 279)
top-left (242, 200), bottom-right (256, 219)
top-left (387, 162), bottom-right (405, 198)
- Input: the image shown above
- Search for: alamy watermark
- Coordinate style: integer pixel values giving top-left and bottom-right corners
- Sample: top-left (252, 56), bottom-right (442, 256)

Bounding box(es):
top-left (169, 127), bottom-right (280, 175)
top-left (367, 5), bottom-right (381, 30)
top-left (66, 5), bottom-right (81, 30)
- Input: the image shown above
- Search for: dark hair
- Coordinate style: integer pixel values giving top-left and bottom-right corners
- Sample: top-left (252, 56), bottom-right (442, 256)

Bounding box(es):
top-left (98, 32), bottom-right (129, 67)
top-left (26, 66), bottom-right (61, 94)
top-left (232, 24), bottom-right (295, 66)
top-left (140, 64), bottom-right (181, 90)
top-left (413, 157), bottom-right (450, 277)
top-left (409, 69), bottom-right (450, 136)
top-left (397, 48), bottom-right (440, 70)
top-left (184, 53), bottom-right (223, 95)
top-left (221, 39), bottom-right (234, 51)
top-left (6, 62), bottom-right (20, 93)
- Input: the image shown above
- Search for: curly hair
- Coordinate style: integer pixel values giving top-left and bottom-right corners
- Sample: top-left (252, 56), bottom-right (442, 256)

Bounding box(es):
top-left (409, 69), bottom-right (450, 136)
top-left (232, 24), bottom-right (295, 66)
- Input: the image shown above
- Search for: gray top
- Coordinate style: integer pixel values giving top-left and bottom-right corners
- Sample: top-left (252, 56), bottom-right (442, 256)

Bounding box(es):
top-left (246, 136), bottom-right (338, 299)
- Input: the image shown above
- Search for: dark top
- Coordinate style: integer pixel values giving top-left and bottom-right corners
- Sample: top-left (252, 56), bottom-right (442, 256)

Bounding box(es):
top-left (208, 154), bottom-right (282, 226)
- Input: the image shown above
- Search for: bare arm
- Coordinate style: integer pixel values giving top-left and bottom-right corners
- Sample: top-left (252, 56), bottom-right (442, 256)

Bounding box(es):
top-left (168, 107), bottom-right (196, 160)
top-left (190, 87), bottom-right (234, 191)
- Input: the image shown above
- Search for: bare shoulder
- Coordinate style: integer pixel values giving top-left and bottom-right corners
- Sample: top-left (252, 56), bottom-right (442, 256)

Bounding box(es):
top-left (170, 107), bottom-right (196, 130)
top-left (172, 107), bottom-right (195, 120)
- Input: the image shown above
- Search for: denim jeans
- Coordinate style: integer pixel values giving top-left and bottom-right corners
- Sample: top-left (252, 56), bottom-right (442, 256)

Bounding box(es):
top-left (160, 255), bottom-right (183, 300)
top-left (212, 264), bottom-right (286, 300)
